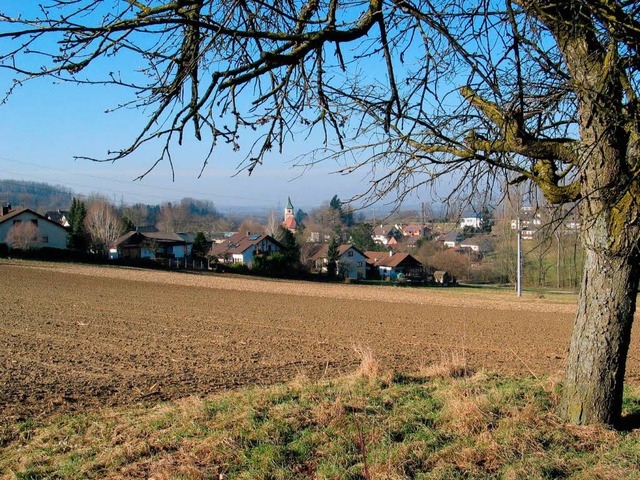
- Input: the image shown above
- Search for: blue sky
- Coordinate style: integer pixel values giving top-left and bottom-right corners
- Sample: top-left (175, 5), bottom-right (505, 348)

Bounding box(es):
top-left (0, 2), bottom-right (442, 213)
top-left (0, 72), bottom-right (375, 210)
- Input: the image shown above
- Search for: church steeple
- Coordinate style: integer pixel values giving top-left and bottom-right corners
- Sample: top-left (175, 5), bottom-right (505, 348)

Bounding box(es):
top-left (283, 197), bottom-right (297, 232)
top-left (285, 197), bottom-right (294, 219)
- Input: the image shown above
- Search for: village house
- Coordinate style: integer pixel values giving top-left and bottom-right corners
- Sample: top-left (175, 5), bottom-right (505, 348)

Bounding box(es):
top-left (110, 230), bottom-right (192, 260)
top-left (433, 270), bottom-right (454, 285)
top-left (0, 204), bottom-right (68, 249)
top-left (307, 231), bottom-right (333, 243)
top-left (459, 235), bottom-right (494, 254)
top-left (209, 232), bottom-right (283, 266)
top-left (397, 223), bottom-right (431, 238)
top-left (309, 243), bottom-right (367, 279)
top-left (44, 209), bottom-right (71, 227)
top-left (372, 224), bottom-right (402, 245)
top-left (460, 212), bottom-right (484, 230)
top-left (511, 206), bottom-right (543, 240)
top-left (365, 251), bottom-right (425, 281)
top-left (511, 205), bottom-right (581, 240)
top-left (439, 230), bottom-right (464, 248)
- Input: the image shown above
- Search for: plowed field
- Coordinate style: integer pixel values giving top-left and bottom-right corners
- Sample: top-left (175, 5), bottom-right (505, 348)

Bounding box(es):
top-left (2, 259), bottom-right (639, 419)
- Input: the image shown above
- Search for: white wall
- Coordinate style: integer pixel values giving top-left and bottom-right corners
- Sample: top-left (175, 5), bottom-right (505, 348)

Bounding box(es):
top-left (0, 211), bottom-right (67, 249)
top-left (338, 249), bottom-right (367, 279)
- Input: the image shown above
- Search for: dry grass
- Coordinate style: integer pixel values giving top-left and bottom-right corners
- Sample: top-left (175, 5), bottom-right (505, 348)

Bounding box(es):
top-left (419, 349), bottom-right (471, 379)
top-left (3, 368), bottom-right (640, 479)
top-left (352, 344), bottom-right (380, 381)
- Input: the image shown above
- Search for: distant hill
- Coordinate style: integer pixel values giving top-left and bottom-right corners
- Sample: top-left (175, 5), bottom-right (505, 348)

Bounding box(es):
top-left (0, 179), bottom-right (75, 213)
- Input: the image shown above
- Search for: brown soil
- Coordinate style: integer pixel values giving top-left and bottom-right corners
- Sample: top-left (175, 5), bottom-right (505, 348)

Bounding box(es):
top-left (2, 259), bottom-right (639, 419)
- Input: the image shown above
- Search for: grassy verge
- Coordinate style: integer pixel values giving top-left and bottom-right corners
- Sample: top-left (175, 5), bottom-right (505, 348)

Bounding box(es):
top-left (2, 356), bottom-right (640, 479)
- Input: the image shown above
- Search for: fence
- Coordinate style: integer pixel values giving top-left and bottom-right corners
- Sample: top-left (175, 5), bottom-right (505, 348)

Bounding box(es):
top-left (154, 257), bottom-right (212, 271)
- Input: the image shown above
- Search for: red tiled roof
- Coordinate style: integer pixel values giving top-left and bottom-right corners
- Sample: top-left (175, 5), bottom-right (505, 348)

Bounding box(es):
top-left (282, 216), bottom-right (297, 230)
top-left (210, 233), bottom-right (282, 256)
top-left (373, 224), bottom-right (396, 236)
top-left (364, 250), bottom-right (387, 264)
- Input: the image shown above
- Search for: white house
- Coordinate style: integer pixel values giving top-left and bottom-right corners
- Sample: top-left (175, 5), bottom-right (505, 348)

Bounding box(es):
top-left (44, 209), bottom-right (71, 227)
top-left (0, 206), bottom-right (68, 249)
top-left (372, 224), bottom-right (402, 245)
top-left (310, 244), bottom-right (367, 279)
top-left (210, 232), bottom-right (283, 266)
top-left (460, 235), bottom-right (494, 253)
top-left (460, 212), bottom-right (484, 229)
top-left (439, 230), bottom-right (464, 248)
top-left (511, 206), bottom-right (543, 240)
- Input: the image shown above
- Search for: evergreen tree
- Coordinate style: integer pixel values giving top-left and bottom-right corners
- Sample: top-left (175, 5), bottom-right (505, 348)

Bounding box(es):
top-left (328, 195), bottom-right (354, 227)
top-left (276, 226), bottom-right (301, 266)
top-left (326, 236), bottom-right (340, 277)
top-left (294, 208), bottom-right (307, 227)
top-left (191, 231), bottom-right (209, 258)
top-left (67, 197), bottom-right (87, 251)
top-left (348, 223), bottom-right (376, 252)
top-left (329, 195), bottom-right (342, 213)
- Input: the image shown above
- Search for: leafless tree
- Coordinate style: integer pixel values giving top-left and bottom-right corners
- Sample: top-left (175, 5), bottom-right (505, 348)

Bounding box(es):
top-left (122, 204), bottom-right (149, 228)
top-left (2, 0), bottom-right (640, 425)
top-left (156, 202), bottom-right (191, 232)
top-left (237, 218), bottom-right (265, 236)
top-left (265, 209), bottom-right (280, 237)
top-left (6, 221), bottom-right (40, 250)
top-left (85, 199), bottom-right (123, 255)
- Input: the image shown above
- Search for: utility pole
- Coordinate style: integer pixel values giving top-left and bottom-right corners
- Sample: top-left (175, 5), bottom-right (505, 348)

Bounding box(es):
top-left (516, 217), bottom-right (523, 297)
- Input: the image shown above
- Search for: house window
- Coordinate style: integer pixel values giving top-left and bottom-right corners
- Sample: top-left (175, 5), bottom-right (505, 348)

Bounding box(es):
top-left (42, 236), bottom-right (49, 244)
top-left (31, 219), bottom-right (38, 226)
top-left (12, 219), bottom-right (21, 225)
top-left (348, 250), bottom-right (353, 257)
top-left (357, 261), bottom-right (363, 267)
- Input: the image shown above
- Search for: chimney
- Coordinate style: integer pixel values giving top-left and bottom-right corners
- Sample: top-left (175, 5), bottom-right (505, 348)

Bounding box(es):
top-left (389, 250), bottom-right (393, 257)
top-left (1, 203), bottom-right (11, 216)
top-left (246, 231), bottom-right (251, 236)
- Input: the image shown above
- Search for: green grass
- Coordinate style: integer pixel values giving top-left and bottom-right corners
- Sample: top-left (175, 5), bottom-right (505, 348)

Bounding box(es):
top-left (2, 367), bottom-right (640, 479)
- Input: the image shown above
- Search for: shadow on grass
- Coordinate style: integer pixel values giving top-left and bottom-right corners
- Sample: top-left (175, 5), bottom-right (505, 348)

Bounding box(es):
top-left (617, 394), bottom-right (640, 431)
top-left (617, 412), bottom-right (640, 432)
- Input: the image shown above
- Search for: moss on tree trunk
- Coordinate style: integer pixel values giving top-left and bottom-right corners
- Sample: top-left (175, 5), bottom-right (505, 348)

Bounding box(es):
top-left (561, 219), bottom-right (640, 425)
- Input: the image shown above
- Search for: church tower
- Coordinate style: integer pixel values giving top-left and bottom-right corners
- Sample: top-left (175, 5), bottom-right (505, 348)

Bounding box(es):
top-left (282, 197), bottom-right (297, 232)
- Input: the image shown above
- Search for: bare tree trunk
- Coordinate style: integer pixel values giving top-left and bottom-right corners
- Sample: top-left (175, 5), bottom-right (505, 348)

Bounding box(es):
top-left (562, 226), bottom-right (640, 425)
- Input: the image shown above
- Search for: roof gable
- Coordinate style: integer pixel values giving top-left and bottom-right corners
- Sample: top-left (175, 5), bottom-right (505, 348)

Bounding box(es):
top-left (44, 210), bottom-right (70, 224)
top-left (375, 253), bottom-right (422, 268)
top-left (211, 233), bottom-right (283, 256)
top-left (309, 244), bottom-right (366, 261)
top-left (373, 224), bottom-right (397, 236)
top-left (113, 230), bottom-right (190, 248)
top-left (0, 208), bottom-right (69, 231)
top-left (283, 216), bottom-right (297, 230)
top-left (440, 230), bottom-right (462, 242)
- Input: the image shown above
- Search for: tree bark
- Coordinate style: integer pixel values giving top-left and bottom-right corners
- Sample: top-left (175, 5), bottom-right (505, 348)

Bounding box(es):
top-left (561, 225), bottom-right (640, 425)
